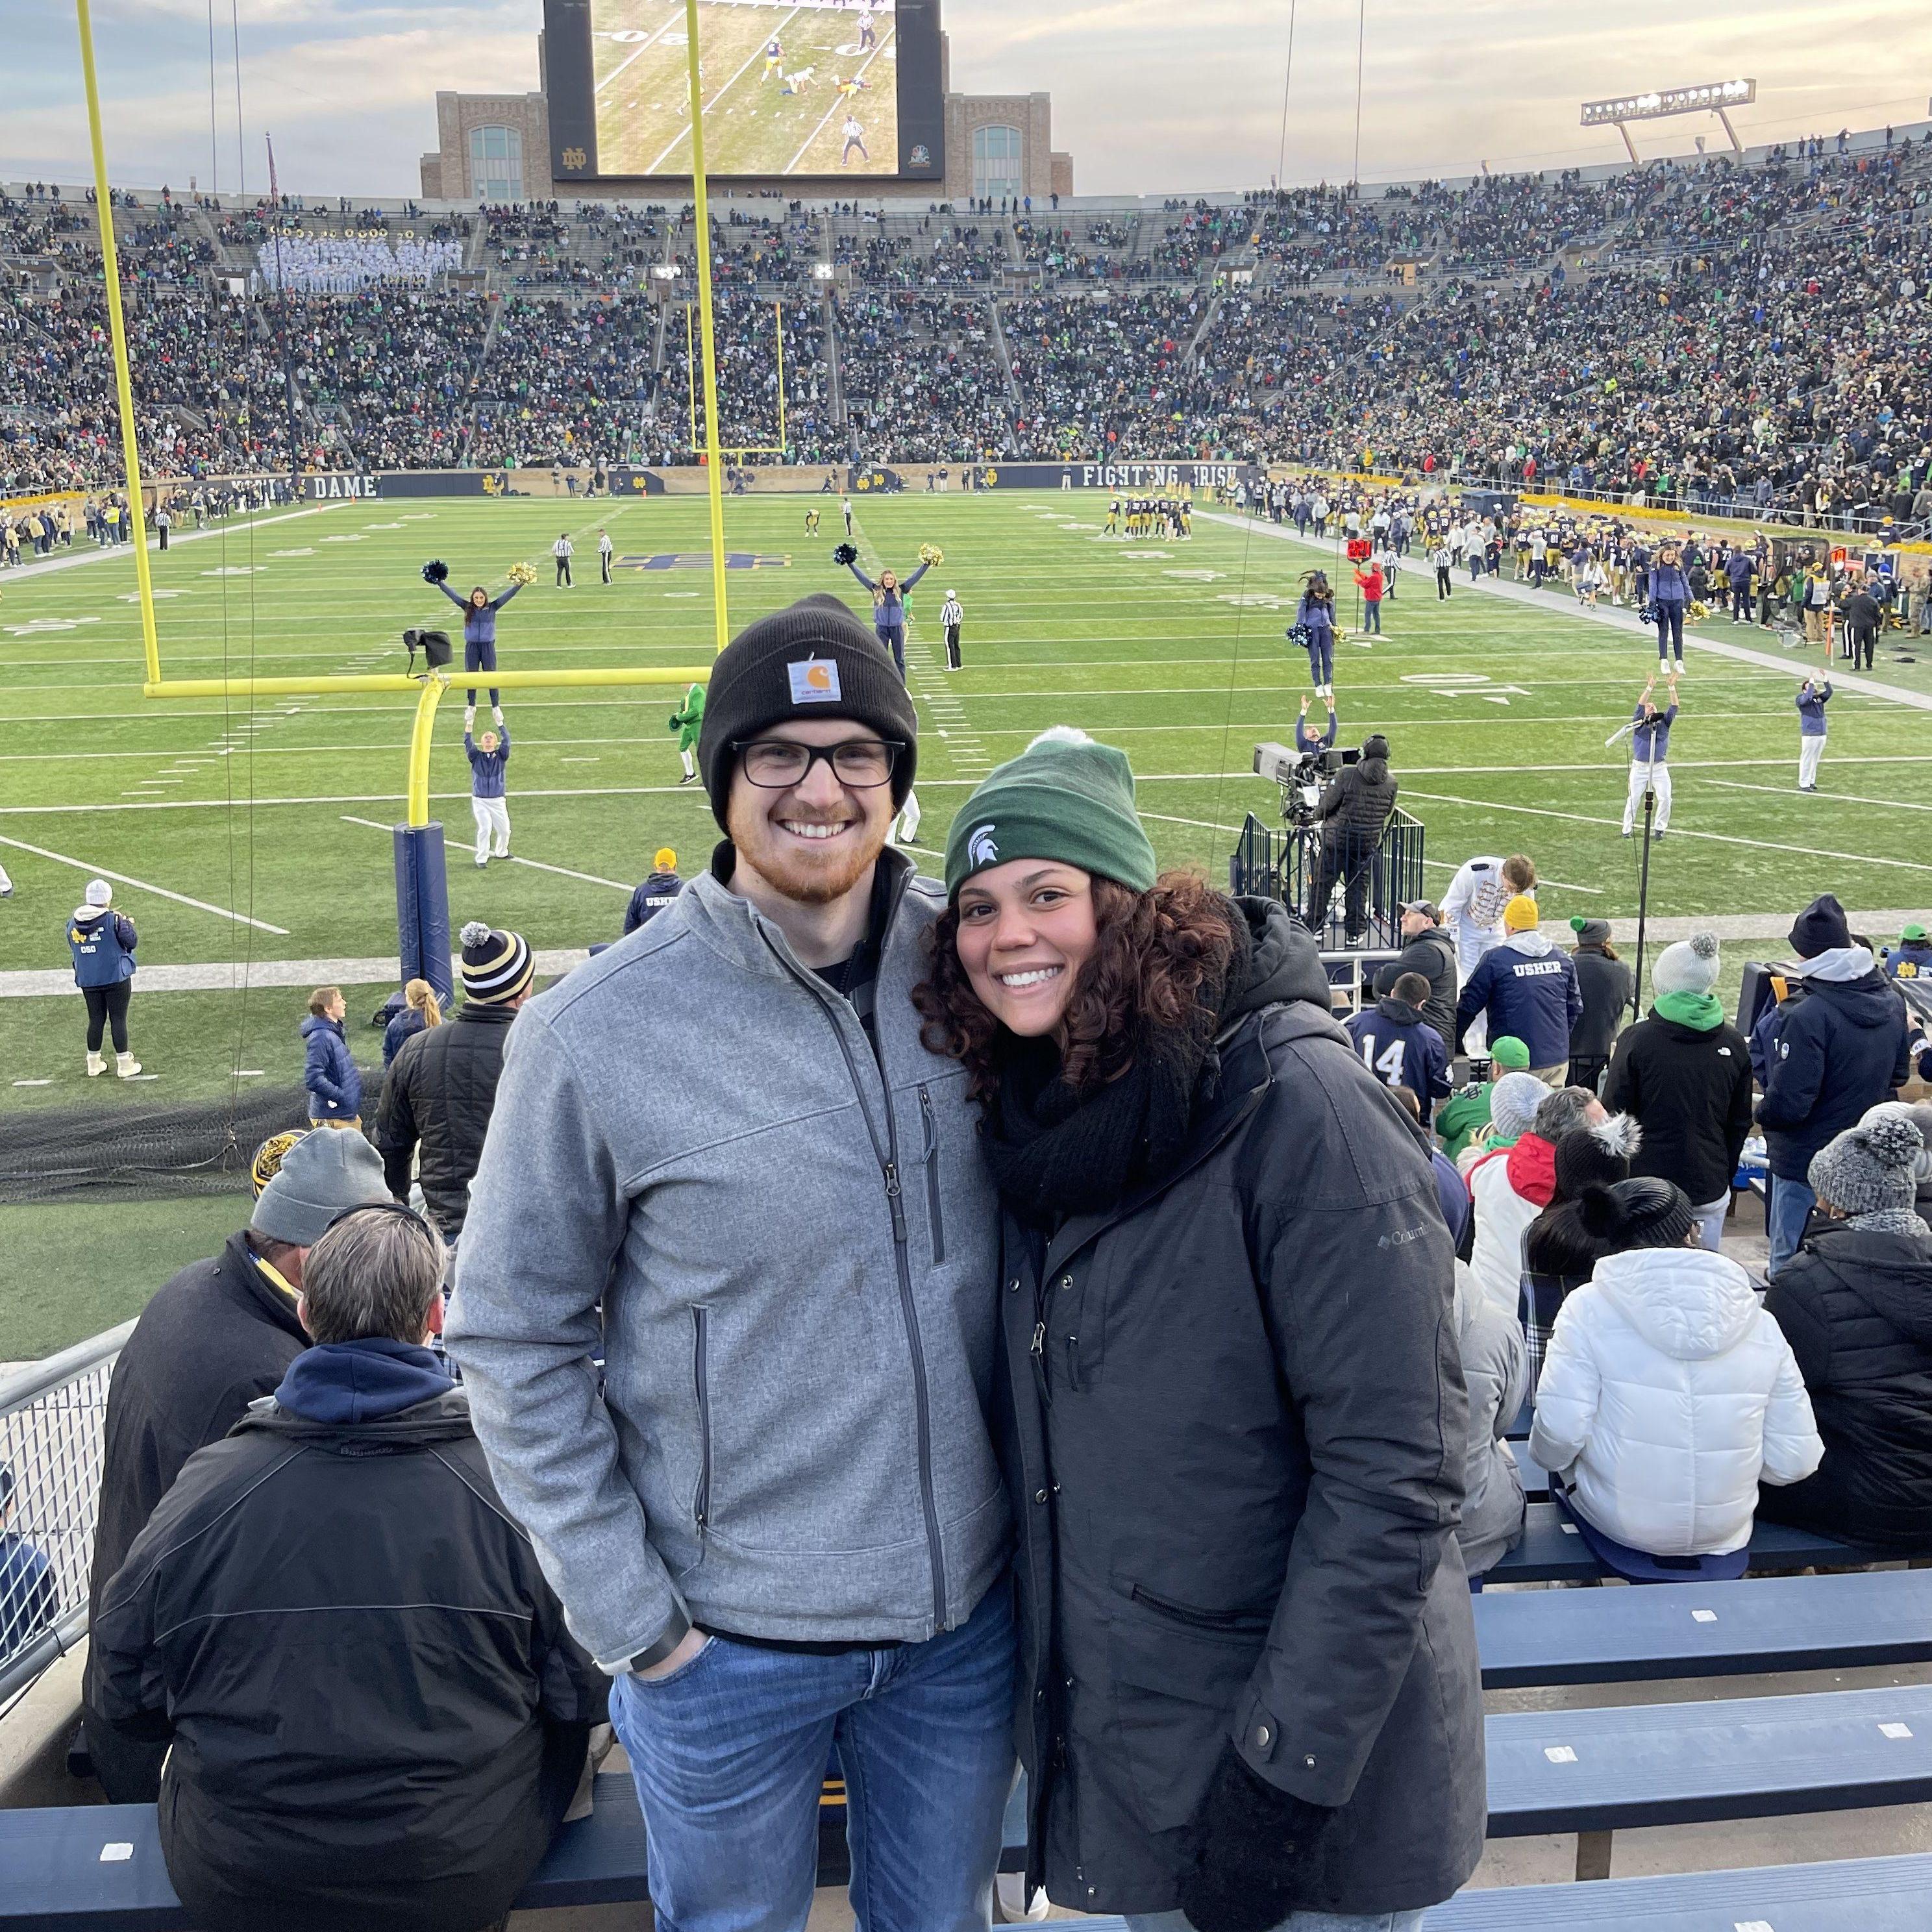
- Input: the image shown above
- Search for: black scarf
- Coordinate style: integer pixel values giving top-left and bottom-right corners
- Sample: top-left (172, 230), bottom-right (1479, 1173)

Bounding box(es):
top-left (982, 917), bottom-right (1251, 1226)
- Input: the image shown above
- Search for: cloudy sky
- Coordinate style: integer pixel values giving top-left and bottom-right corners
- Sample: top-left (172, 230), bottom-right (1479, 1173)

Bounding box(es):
top-left (6, 0), bottom-right (1930, 199)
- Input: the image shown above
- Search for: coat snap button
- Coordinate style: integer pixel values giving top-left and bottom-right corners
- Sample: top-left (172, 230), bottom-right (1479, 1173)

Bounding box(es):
top-left (1305, 1754), bottom-right (1317, 1768)
top-left (1008, 1279), bottom-right (1020, 1292)
top-left (1034, 1489), bottom-right (1048, 1504)
top-left (1256, 1724), bottom-right (1272, 1748)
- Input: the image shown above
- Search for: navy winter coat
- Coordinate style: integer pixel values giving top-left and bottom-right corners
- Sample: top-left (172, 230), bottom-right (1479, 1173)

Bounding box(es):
top-left (1757, 970), bottom-right (1913, 1180)
top-left (1454, 935), bottom-right (1583, 1069)
top-left (301, 1014), bottom-right (364, 1122)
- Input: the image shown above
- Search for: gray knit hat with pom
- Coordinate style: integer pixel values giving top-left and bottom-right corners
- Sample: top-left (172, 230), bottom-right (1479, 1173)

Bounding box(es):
top-left (1488, 1071), bottom-right (1551, 1145)
top-left (1653, 929), bottom-right (1720, 998)
top-left (1809, 1111), bottom-right (1925, 1219)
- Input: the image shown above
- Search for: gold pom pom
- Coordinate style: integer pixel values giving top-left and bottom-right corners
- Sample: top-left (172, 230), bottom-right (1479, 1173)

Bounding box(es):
top-left (919, 543), bottom-right (943, 567)
top-left (506, 561), bottom-right (538, 588)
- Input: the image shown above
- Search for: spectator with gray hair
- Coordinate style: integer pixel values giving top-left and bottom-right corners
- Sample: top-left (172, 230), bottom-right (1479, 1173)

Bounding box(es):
top-left (1466, 1082), bottom-right (1605, 1319)
top-left (81, 1127), bottom-right (391, 1802)
top-left (92, 1202), bottom-right (603, 1932)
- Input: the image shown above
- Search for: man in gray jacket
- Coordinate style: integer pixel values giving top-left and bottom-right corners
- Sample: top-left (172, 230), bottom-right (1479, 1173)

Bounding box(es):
top-left (449, 595), bottom-right (1012, 1932)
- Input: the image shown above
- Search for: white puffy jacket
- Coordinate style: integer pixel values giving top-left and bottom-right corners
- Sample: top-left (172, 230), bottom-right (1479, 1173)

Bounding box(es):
top-left (1528, 1245), bottom-right (1823, 1555)
top-left (1468, 1152), bottom-right (1539, 1320)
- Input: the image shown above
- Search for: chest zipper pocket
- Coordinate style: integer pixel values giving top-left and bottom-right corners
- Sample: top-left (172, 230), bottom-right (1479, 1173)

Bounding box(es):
top-left (691, 1305), bottom-right (712, 1536)
top-left (919, 1083), bottom-right (945, 1266)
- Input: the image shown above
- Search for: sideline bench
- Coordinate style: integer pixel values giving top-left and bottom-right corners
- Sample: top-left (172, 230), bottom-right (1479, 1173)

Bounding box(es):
top-left (16, 1681), bottom-right (1932, 1918)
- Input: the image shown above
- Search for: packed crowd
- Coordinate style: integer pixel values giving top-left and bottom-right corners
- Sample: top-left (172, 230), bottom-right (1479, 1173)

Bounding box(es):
top-left (6, 130), bottom-right (1932, 489)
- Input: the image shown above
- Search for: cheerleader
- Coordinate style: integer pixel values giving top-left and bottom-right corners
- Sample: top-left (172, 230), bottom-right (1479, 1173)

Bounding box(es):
top-left (841, 546), bottom-right (935, 676)
top-left (1291, 570), bottom-right (1338, 701)
top-left (429, 563), bottom-right (527, 722)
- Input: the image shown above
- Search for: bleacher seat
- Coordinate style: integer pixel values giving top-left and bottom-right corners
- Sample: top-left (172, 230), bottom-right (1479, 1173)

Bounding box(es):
top-left (1076, 1852), bottom-right (1932, 1931)
top-left (1475, 1568), bottom-right (1932, 1687)
top-left (1485, 1500), bottom-right (1876, 1583)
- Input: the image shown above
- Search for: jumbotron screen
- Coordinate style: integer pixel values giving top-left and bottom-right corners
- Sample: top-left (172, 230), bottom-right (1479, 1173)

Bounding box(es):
top-left (545, 0), bottom-right (945, 184)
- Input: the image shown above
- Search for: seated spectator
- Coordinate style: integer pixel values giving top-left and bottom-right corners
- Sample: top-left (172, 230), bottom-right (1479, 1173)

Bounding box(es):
top-left (624, 846), bottom-right (684, 933)
top-left (1435, 1034), bottom-right (1530, 1163)
top-left (92, 1204), bottom-right (602, 1932)
top-left (382, 977), bottom-right (442, 1068)
top-left (1468, 1082), bottom-right (1602, 1315)
top-left (377, 924), bottom-right (534, 1247)
top-left (1759, 895), bottom-right (1915, 1275)
top-left (82, 1129), bottom-right (391, 1801)
top-left (1758, 1111), bottom-right (1932, 1546)
top-left (0, 1463), bottom-right (56, 1653)
top-left (1346, 969), bottom-right (1451, 1122)
top-left (1530, 1178), bottom-right (1822, 1568)
top-left (1565, 917), bottom-right (1631, 1092)
top-left (1453, 1260), bottom-right (1528, 1577)
top-left (1604, 932), bottom-right (1755, 1251)
top-left (1454, 895), bottom-right (1583, 1083)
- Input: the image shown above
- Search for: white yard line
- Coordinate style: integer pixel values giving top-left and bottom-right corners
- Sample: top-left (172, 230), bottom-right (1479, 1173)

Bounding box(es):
top-left (649, 6), bottom-right (802, 173)
top-left (1701, 776), bottom-right (1932, 813)
top-left (1399, 786), bottom-right (1932, 876)
top-left (340, 814), bottom-right (637, 891)
top-left (785, 30), bottom-right (889, 173)
top-left (0, 833), bottom-right (289, 932)
top-left (0, 949), bottom-right (594, 1000)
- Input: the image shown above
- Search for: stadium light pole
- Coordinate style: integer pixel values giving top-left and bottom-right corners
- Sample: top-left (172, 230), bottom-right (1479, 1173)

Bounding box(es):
top-left (684, 0), bottom-right (732, 654)
top-left (74, 0), bottom-right (162, 689)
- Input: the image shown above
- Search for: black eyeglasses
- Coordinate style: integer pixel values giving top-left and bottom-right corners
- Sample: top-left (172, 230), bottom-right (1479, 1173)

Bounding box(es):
top-left (734, 739), bottom-right (905, 789)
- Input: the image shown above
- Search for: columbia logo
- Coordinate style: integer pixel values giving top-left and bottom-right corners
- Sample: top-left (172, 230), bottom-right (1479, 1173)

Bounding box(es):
top-left (967, 824), bottom-right (999, 867)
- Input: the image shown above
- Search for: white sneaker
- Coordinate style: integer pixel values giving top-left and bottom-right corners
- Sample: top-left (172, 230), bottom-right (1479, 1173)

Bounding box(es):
top-left (86, 1051), bottom-right (105, 1078)
top-left (475, 852), bottom-right (489, 868)
top-left (116, 1052), bottom-right (142, 1078)
top-left (491, 706), bottom-right (504, 726)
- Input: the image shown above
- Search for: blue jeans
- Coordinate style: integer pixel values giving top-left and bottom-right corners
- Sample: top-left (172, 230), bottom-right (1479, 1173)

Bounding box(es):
top-left (1126, 1912), bottom-right (1426, 1932)
top-left (1767, 1174), bottom-right (1816, 1277)
top-left (1363, 601), bottom-right (1382, 633)
top-left (608, 1579), bottom-right (1015, 1932)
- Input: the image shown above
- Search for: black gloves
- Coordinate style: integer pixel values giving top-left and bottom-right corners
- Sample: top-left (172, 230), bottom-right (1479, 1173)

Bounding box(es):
top-left (1176, 1740), bottom-right (1335, 1932)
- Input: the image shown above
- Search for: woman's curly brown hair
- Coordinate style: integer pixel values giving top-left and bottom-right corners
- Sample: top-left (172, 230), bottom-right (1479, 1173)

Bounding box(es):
top-left (912, 870), bottom-right (1239, 1104)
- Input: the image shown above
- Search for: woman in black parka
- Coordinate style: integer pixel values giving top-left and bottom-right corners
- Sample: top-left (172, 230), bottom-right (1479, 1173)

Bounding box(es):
top-left (915, 727), bottom-right (1484, 1932)
top-left (1759, 1108), bottom-right (1932, 1546)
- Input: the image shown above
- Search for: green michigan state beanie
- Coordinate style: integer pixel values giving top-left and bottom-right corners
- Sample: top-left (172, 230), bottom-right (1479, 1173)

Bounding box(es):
top-left (945, 727), bottom-right (1158, 898)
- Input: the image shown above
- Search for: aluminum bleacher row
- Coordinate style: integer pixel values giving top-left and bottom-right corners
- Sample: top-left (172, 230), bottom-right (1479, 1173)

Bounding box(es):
top-left (11, 1567), bottom-right (1932, 1929)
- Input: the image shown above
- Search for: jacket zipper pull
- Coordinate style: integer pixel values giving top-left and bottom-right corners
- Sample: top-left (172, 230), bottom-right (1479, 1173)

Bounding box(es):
top-left (1030, 1320), bottom-right (1046, 1358)
top-left (883, 1161), bottom-right (908, 1242)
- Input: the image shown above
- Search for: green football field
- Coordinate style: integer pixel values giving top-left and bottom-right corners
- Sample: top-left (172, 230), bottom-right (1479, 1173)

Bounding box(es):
top-left (591, 0), bottom-right (897, 179)
top-left (3, 486), bottom-right (1931, 1123)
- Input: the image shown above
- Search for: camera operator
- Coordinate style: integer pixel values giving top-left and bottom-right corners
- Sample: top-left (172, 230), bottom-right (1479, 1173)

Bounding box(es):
top-left (1306, 732), bottom-right (1397, 942)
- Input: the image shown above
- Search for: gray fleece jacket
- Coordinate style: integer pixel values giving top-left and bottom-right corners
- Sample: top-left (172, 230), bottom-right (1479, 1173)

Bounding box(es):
top-left (447, 850), bottom-right (1008, 1672)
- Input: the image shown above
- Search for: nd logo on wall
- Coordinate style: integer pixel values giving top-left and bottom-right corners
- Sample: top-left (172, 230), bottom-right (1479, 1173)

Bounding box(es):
top-left (618, 552), bottom-right (791, 571)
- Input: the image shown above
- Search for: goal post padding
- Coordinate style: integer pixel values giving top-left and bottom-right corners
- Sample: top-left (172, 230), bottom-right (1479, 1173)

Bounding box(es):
top-left (395, 823), bottom-right (453, 1005)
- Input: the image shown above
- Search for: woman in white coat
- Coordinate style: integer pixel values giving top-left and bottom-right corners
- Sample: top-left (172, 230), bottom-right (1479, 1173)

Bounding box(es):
top-left (1530, 1178), bottom-right (1822, 1561)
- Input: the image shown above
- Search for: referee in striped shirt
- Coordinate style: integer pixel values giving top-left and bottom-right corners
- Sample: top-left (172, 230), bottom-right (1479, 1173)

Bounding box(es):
top-left (939, 589), bottom-right (963, 670)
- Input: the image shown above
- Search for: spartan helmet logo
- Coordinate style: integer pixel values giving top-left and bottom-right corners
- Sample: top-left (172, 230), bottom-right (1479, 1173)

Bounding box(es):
top-left (967, 824), bottom-right (999, 869)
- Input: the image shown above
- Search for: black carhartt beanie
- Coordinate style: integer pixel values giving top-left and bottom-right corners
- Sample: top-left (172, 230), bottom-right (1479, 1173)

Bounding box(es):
top-left (697, 595), bottom-right (919, 830)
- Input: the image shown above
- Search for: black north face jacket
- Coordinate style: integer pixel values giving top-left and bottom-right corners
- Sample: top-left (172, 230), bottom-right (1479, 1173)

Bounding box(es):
top-left (377, 1001), bottom-right (517, 1239)
top-left (998, 901), bottom-right (1485, 1916)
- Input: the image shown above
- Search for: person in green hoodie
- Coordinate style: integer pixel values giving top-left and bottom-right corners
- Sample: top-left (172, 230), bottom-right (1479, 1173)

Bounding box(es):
top-left (1435, 1034), bottom-right (1532, 1163)
top-left (1603, 932), bottom-right (1755, 1251)
top-left (668, 680), bottom-right (705, 784)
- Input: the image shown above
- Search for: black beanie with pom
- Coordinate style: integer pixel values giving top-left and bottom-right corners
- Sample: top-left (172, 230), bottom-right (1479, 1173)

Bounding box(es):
top-left (1577, 1176), bottom-right (1696, 1250)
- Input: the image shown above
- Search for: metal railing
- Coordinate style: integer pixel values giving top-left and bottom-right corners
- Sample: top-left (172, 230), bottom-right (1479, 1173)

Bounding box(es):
top-left (0, 1320), bottom-right (132, 1706)
top-left (1232, 807), bottom-right (1426, 953)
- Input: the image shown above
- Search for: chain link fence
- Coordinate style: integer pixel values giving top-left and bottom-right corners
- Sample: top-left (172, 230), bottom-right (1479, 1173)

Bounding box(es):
top-left (0, 1322), bottom-right (130, 1707)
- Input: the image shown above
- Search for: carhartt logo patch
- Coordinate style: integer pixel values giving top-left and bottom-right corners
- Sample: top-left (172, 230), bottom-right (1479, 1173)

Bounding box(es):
top-left (788, 659), bottom-right (840, 704)
top-left (967, 824), bottom-right (999, 867)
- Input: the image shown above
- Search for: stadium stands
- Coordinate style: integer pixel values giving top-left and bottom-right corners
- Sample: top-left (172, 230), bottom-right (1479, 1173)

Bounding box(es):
top-left (8, 126), bottom-right (1932, 495)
